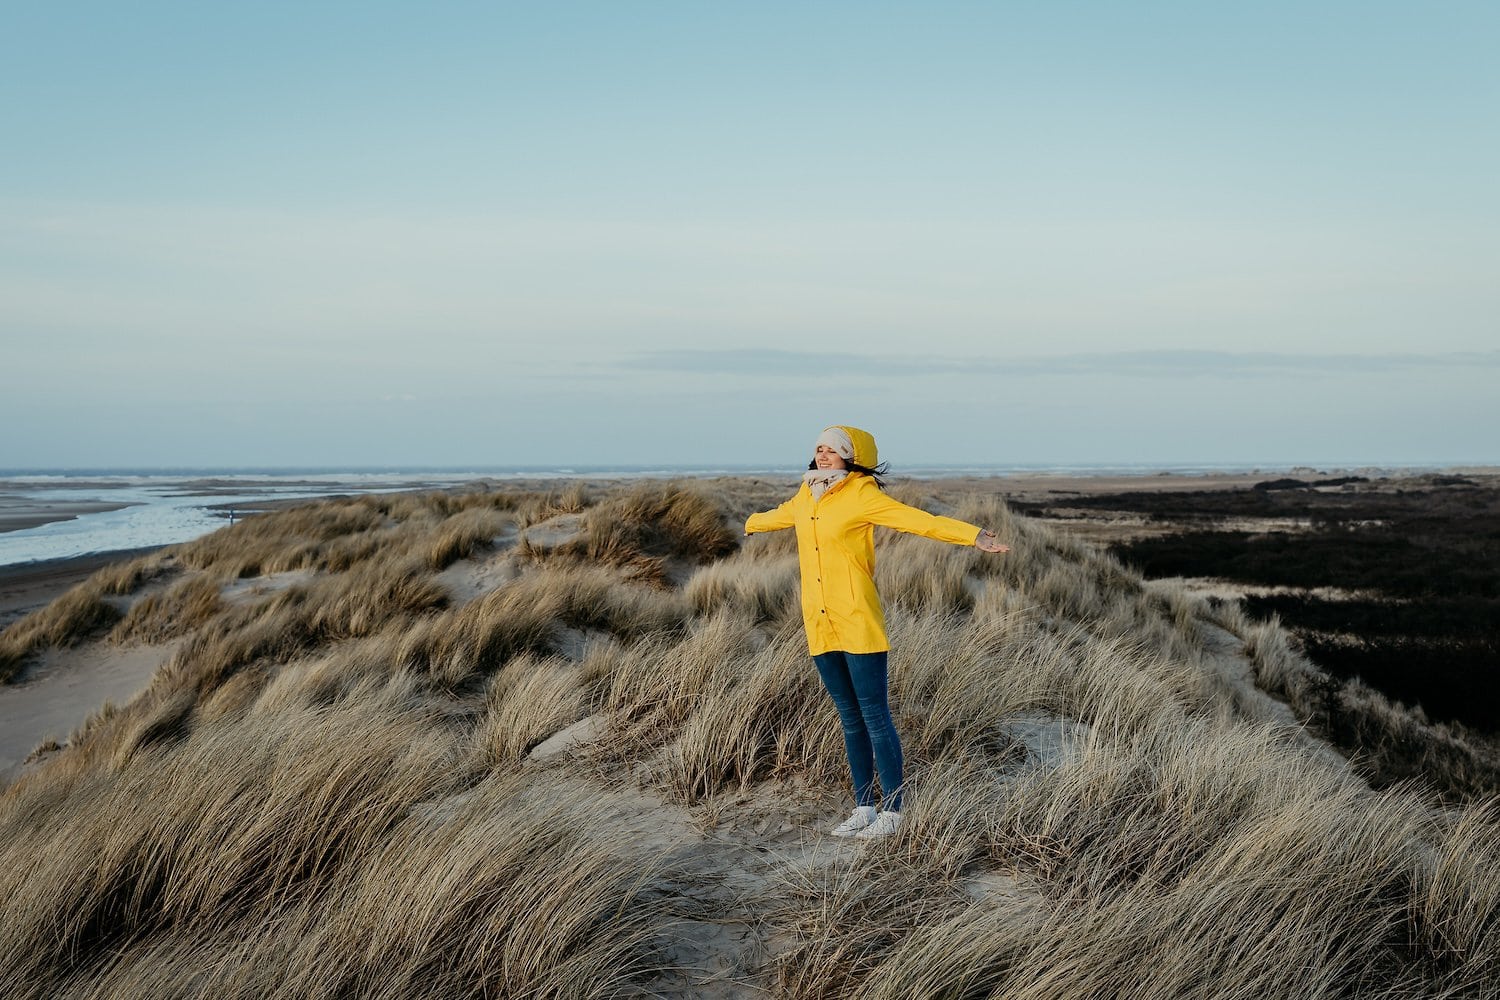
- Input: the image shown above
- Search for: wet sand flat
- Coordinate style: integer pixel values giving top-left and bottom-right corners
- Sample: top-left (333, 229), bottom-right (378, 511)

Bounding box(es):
top-left (0, 497), bottom-right (135, 533)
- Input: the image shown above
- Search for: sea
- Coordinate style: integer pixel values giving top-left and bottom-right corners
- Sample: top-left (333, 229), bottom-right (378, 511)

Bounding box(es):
top-left (0, 463), bottom-right (1443, 570)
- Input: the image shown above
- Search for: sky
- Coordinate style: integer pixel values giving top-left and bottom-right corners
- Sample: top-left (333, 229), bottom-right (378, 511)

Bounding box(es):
top-left (2, 1), bottom-right (1497, 471)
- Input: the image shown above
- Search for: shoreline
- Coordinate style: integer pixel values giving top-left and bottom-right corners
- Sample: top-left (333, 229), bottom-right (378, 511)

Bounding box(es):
top-left (0, 499), bottom-right (136, 534)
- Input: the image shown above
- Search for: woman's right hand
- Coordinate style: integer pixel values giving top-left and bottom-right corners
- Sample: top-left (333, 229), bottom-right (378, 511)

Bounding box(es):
top-left (975, 530), bottom-right (1010, 554)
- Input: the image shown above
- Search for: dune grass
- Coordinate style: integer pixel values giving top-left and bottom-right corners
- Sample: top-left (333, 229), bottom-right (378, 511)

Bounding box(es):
top-left (108, 573), bottom-right (224, 645)
top-left (1231, 610), bottom-right (1500, 800)
top-left (1, 478), bottom-right (1496, 999)
top-left (0, 581), bottom-right (122, 681)
top-left (0, 697), bottom-right (670, 999)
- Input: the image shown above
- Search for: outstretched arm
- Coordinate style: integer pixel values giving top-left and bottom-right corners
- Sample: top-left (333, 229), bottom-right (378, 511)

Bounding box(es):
top-left (865, 491), bottom-right (1010, 554)
top-left (745, 499), bottom-right (795, 535)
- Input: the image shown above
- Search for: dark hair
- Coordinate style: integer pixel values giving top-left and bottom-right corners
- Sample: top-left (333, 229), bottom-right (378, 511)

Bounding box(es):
top-left (807, 457), bottom-right (890, 490)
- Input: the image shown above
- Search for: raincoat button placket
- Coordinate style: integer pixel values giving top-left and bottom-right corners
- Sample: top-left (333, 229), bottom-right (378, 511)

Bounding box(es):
top-left (813, 511), bottom-right (829, 621)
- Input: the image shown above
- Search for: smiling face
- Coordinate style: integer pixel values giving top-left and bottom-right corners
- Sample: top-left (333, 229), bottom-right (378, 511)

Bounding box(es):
top-left (814, 444), bottom-right (848, 471)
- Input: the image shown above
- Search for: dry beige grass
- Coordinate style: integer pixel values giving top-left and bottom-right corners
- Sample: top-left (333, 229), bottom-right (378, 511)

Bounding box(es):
top-left (2, 478), bottom-right (1496, 999)
top-left (89, 550), bottom-right (177, 595)
top-left (683, 554), bottom-right (800, 624)
top-left (0, 581), bottom-right (122, 681)
top-left (425, 505), bottom-right (516, 570)
top-left (537, 481), bottom-right (740, 586)
top-left (108, 573), bottom-right (224, 644)
top-left (474, 651), bottom-right (588, 765)
top-left (0, 699), bottom-right (670, 999)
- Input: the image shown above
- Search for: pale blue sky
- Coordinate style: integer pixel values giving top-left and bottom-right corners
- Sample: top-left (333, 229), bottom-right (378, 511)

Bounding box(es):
top-left (3, 1), bottom-right (1496, 469)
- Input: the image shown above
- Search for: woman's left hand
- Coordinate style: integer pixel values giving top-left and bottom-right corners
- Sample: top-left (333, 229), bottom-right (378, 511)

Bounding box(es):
top-left (974, 530), bottom-right (1010, 553)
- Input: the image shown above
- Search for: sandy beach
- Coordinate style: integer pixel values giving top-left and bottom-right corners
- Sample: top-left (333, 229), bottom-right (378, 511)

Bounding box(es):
top-left (0, 496), bottom-right (136, 533)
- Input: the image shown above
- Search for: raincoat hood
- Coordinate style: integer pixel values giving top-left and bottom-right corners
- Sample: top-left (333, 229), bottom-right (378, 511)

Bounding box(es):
top-left (818, 425), bottom-right (879, 468)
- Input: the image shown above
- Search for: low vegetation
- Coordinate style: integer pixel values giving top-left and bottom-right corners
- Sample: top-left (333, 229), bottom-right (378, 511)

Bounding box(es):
top-left (1, 477), bottom-right (1496, 998)
top-left (1016, 475), bottom-right (1500, 800)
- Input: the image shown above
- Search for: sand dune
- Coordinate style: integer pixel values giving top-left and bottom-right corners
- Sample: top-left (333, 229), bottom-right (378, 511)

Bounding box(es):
top-left (1, 477), bottom-right (1495, 998)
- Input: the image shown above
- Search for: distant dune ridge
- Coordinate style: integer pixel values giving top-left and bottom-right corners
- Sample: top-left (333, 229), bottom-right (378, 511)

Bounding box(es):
top-left (0, 478), bottom-right (1496, 998)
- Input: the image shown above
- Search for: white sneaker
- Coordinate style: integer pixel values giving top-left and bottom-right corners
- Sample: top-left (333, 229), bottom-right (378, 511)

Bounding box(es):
top-left (830, 806), bottom-right (878, 838)
top-left (854, 810), bottom-right (902, 840)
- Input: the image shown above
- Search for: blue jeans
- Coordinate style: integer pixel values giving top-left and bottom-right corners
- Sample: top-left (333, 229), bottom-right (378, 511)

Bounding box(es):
top-left (812, 650), bottom-right (904, 812)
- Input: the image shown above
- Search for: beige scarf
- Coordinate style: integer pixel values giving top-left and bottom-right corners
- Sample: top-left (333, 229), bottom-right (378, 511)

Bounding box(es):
top-left (804, 469), bottom-right (848, 501)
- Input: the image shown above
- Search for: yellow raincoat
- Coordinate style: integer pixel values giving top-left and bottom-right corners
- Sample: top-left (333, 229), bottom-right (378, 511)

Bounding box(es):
top-left (745, 464), bottom-right (981, 656)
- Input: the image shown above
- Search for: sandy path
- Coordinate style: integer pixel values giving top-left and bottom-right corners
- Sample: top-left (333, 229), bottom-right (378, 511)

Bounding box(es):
top-left (1, 548), bottom-right (179, 784)
top-left (0, 641), bottom-right (177, 782)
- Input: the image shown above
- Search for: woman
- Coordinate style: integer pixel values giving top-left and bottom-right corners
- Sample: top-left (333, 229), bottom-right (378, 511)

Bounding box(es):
top-left (745, 425), bottom-right (1009, 839)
